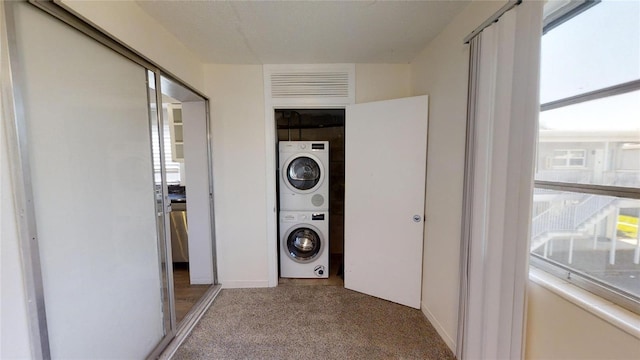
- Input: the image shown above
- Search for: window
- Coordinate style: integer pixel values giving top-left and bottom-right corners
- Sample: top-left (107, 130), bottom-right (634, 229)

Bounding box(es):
top-left (550, 149), bottom-right (586, 168)
top-left (151, 106), bottom-right (182, 184)
top-left (532, 0), bottom-right (640, 314)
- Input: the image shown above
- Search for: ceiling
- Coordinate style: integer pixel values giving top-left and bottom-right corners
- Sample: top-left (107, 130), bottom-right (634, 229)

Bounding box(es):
top-left (135, 0), bottom-right (470, 64)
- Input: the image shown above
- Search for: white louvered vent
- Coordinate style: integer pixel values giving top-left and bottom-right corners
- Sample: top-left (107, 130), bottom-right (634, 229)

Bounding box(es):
top-left (264, 64), bottom-right (355, 105)
top-left (271, 72), bottom-right (349, 98)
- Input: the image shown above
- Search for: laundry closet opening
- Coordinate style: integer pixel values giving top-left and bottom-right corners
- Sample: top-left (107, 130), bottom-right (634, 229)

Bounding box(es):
top-left (275, 109), bottom-right (345, 285)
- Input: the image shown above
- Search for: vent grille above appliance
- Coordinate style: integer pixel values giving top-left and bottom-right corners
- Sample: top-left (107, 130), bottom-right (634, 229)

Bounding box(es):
top-left (264, 64), bottom-right (355, 105)
top-left (271, 72), bottom-right (350, 98)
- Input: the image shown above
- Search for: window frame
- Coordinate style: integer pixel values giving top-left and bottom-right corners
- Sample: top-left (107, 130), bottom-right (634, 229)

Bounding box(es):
top-left (550, 149), bottom-right (587, 168)
top-left (151, 105), bottom-right (182, 184)
top-left (532, 0), bottom-right (640, 315)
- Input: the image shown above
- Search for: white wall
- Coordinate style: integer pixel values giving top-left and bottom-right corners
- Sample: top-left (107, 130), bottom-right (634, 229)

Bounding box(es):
top-left (204, 64), bottom-right (269, 288)
top-left (526, 281), bottom-right (640, 359)
top-left (59, 0), bottom-right (205, 92)
top-left (410, 0), bottom-right (640, 356)
top-left (182, 101), bottom-right (214, 284)
top-left (355, 64), bottom-right (411, 103)
top-left (409, 0), bottom-right (506, 351)
top-left (204, 64), bottom-right (411, 288)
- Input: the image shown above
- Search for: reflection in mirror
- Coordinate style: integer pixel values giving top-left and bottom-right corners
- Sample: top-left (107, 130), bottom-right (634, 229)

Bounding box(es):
top-left (159, 75), bottom-right (213, 324)
top-left (148, 70), bottom-right (174, 333)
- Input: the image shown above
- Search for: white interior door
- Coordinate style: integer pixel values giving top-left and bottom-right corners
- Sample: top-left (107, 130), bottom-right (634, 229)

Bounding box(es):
top-left (344, 95), bottom-right (428, 309)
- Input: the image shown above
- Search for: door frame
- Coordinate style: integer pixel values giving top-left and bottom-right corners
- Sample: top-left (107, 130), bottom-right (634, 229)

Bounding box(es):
top-left (265, 103), bottom-right (347, 286)
top-left (263, 64), bottom-right (355, 286)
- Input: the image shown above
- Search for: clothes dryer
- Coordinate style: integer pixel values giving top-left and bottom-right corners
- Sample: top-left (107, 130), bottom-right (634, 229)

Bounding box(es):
top-left (279, 141), bottom-right (329, 211)
top-left (280, 211), bottom-right (329, 278)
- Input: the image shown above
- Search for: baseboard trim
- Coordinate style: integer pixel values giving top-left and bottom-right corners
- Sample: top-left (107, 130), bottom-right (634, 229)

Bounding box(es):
top-left (190, 278), bottom-right (214, 285)
top-left (421, 301), bottom-right (456, 353)
top-left (221, 280), bottom-right (270, 288)
top-left (158, 284), bottom-right (222, 360)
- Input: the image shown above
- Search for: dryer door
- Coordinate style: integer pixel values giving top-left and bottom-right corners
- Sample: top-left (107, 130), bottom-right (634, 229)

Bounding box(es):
top-left (285, 227), bottom-right (322, 262)
top-left (285, 156), bottom-right (322, 191)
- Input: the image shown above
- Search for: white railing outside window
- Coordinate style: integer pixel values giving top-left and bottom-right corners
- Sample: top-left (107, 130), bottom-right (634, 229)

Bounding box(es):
top-left (533, 0), bottom-right (640, 314)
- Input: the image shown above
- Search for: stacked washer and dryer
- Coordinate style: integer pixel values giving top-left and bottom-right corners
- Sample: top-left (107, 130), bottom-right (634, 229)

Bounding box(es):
top-left (279, 141), bottom-right (330, 278)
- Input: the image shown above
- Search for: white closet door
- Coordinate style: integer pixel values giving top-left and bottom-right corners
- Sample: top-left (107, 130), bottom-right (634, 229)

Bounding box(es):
top-left (13, 3), bottom-right (163, 358)
top-left (344, 96), bottom-right (428, 309)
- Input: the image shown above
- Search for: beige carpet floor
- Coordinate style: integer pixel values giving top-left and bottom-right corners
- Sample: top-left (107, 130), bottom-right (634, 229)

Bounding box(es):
top-left (173, 286), bottom-right (454, 360)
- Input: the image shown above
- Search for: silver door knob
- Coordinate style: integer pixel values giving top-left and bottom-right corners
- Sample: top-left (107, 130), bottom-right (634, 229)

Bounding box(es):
top-left (412, 215), bottom-right (422, 222)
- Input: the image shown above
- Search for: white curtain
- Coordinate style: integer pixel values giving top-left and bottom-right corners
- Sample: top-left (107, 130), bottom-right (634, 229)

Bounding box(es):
top-left (459, 1), bottom-right (543, 359)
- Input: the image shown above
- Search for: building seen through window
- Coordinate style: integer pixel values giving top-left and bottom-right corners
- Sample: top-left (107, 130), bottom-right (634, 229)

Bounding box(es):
top-left (532, 0), bottom-right (640, 313)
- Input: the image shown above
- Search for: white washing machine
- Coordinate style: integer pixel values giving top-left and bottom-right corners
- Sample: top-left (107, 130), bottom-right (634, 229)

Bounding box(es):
top-left (280, 211), bottom-right (329, 278)
top-left (279, 141), bottom-right (329, 211)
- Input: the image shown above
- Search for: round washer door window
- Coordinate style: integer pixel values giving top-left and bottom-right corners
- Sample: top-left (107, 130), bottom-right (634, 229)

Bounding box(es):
top-left (286, 156), bottom-right (321, 191)
top-left (286, 227), bottom-right (322, 262)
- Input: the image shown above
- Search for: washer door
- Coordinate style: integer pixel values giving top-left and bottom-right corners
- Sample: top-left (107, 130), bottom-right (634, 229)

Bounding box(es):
top-left (284, 155), bottom-right (323, 192)
top-left (285, 227), bottom-right (323, 263)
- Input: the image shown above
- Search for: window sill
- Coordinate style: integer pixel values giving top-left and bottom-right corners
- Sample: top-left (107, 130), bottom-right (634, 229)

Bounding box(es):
top-left (529, 267), bottom-right (640, 340)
